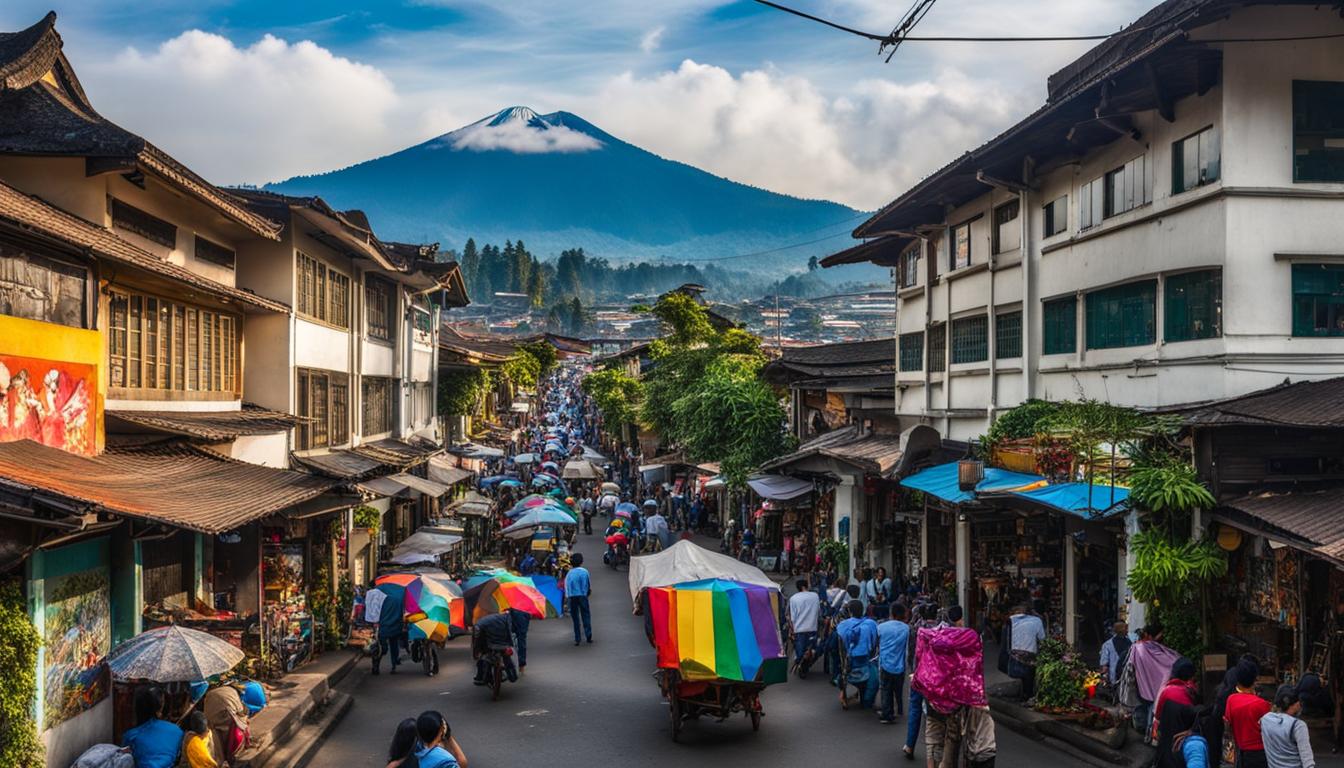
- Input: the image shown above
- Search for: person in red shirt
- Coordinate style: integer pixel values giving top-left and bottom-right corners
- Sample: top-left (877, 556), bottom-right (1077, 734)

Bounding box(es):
top-left (1152, 657), bottom-right (1201, 767)
top-left (1224, 663), bottom-right (1272, 768)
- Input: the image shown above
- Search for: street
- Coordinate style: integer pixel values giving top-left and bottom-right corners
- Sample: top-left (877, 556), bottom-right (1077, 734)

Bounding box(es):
top-left (310, 534), bottom-right (1065, 767)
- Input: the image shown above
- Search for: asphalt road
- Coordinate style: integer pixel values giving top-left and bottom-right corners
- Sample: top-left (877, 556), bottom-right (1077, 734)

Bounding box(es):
top-left (311, 534), bottom-right (1070, 767)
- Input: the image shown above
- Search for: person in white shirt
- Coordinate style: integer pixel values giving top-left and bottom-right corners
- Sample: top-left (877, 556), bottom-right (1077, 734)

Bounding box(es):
top-left (789, 579), bottom-right (821, 672)
top-left (1008, 604), bottom-right (1047, 699)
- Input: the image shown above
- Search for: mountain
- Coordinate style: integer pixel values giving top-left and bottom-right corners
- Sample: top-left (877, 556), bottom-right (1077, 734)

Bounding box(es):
top-left (265, 107), bottom-right (881, 282)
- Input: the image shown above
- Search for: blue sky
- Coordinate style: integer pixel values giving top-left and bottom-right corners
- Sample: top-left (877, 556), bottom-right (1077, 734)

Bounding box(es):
top-left (1, 1), bottom-right (1153, 209)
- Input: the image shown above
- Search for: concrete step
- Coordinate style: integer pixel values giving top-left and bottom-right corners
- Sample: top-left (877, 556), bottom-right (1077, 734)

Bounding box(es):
top-left (232, 652), bottom-right (361, 768)
top-left (259, 690), bottom-right (354, 768)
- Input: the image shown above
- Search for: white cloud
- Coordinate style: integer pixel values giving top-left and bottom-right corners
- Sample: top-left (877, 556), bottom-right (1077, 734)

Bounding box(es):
top-left (582, 60), bottom-right (1020, 210)
top-left (444, 117), bottom-right (603, 154)
top-left (88, 30), bottom-right (404, 184)
top-left (640, 26), bottom-right (665, 54)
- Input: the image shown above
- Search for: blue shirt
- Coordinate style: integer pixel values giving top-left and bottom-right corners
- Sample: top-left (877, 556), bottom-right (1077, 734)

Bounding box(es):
top-left (838, 617), bottom-right (878, 660)
top-left (416, 744), bottom-right (460, 768)
top-left (877, 619), bottom-right (910, 674)
top-left (565, 566), bottom-right (590, 597)
top-left (121, 718), bottom-right (183, 768)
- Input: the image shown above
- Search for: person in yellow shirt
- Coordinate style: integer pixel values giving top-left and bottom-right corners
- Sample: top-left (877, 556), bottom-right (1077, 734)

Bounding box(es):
top-left (183, 711), bottom-right (220, 768)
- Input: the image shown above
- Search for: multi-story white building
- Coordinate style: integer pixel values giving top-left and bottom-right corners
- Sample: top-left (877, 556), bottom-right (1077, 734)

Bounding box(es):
top-left (828, 0), bottom-right (1344, 441)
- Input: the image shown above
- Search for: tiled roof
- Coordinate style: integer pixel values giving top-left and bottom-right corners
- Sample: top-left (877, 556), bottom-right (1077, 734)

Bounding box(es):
top-left (107, 404), bottom-right (309, 441)
top-left (350, 438), bottom-right (440, 469)
top-left (0, 439), bottom-right (336, 533)
top-left (759, 425), bottom-right (904, 476)
top-left (292, 450), bottom-right (384, 480)
top-left (779, 338), bottom-right (894, 366)
top-left (1220, 487), bottom-right (1344, 565)
top-left (0, 180), bottom-right (288, 312)
top-left (440, 326), bottom-right (519, 363)
top-left (0, 11), bottom-right (60, 90)
top-left (1160, 377), bottom-right (1344, 428)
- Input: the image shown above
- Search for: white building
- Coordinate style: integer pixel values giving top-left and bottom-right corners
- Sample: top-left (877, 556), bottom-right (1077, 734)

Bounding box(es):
top-left (827, 0), bottom-right (1344, 442)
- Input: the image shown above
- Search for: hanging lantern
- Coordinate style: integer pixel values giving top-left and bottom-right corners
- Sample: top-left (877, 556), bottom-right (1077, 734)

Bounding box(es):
top-left (958, 459), bottom-right (984, 491)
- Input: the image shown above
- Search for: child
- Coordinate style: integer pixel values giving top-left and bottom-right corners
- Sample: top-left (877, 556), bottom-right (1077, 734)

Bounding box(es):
top-left (183, 711), bottom-right (219, 768)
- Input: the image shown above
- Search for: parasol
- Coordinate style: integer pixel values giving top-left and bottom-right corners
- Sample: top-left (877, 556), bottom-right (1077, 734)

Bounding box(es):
top-left (601, 482), bottom-right (621, 494)
top-left (107, 625), bottom-right (246, 682)
top-left (540, 460), bottom-right (560, 472)
top-left (512, 453), bottom-right (537, 465)
top-left (561, 459), bottom-right (602, 480)
top-left (498, 478), bottom-right (525, 489)
top-left (614, 501), bottom-right (638, 518)
top-left (462, 569), bottom-right (556, 621)
top-left (374, 571), bottom-right (466, 643)
top-left (643, 579), bottom-right (786, 684)
top-left (506, 494), bottom-right (568, 518)
top-left (501, 507), bottom-right (580, 537)
top-left (531, 474), bottom-right (561, 488)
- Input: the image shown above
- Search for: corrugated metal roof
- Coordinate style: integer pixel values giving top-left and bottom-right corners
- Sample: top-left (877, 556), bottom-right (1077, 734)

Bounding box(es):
top-left (0, 439), bottom-right (336, 533)
top-left (1162, 377), bottom-right (1344, 428)
top-left (350, 438), bottom-right (440, 469)
top-left (107, 404), bottom-right (308, 440)
top-left (293, 450), bottom-right (384, 479)
top-left (759, 425), bottom-right (904, 476)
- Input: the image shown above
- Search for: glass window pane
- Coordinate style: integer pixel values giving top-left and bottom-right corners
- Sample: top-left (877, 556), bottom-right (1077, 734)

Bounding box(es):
top-left (1043, 297), bottom-right (1076, 355)
top-left (1291, 264), bottom-right (1344, 336)
top-left (899, 332), bottom-right (924, 371)
top-left (996, 311), bottom-right (1022, 358)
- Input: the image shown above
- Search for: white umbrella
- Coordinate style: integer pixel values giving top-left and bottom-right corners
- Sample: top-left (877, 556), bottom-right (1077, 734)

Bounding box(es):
top-left (107, 625), bottom-right (245, 682)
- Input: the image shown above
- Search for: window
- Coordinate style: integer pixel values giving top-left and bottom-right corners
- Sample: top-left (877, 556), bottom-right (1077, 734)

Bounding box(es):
top-left (993, 200), bottom-right (1020, 254)
top-left (928, 324), bottom-right (947, 372)
top-left (297, 252), bottom-right (351, 328)
top-left (194, 236), bottom-right (235, 269)
top-left (996, 311), bottom-right (1022, 358)
top-left (1043, 196), bottom-right (1068, 238)
top-left (899, 331), bottom-right (924, 371)
top-left (410, 382), bottom-right (434, 426)
top-left (0, 242), bottom-right (88, 328)
top-left (899, 248), bottom-right (921, 289)
top-left (108, 288), bottom-right (238, 392)
top-left (412, 300), bottom-right (433, 344)
top-left (296, 368), bottom-right (349, 449)
top-left (1165, 269), bottom-right (1222, 342)
top-left (1042, 297), bottom-right (1077, 355)
top-left (110, 198), bottom-right (176, 248)
top-left (1103, 155), bottom-right (1151, 218)
top-left (1172, 126), bottom-right (1221, 194)
top-left (1078, 178), bottom-right (1105, 230)
top-left (949, 222), bottom-right (971, 271)
top-left (1291, 264), bottom-right (1344, 336)
top-left (1293, 81), bottom-right (1344, 183)
top-left (950, 315), bottom-right (988, 364)
top-left (366, 278), bottom-right (393, 341)
top-left (362, 376), bottom-right (395, 435)
top-left (1086, 280), bottom-right (1157, 349)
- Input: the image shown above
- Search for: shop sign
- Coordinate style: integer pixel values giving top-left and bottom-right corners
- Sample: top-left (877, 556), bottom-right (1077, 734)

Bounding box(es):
top-left (1021, 567), bottom-right (1055, 578)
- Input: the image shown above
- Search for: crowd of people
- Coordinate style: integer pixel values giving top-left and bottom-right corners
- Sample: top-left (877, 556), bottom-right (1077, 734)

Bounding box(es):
top-left (106, 681), bottom-right (266, 768)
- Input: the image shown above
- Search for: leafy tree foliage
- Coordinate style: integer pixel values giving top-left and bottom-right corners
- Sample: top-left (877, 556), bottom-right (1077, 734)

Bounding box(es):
top-left (438, 366), bottom-right (492, 416)
top-left (583, 367), bottom-right (644, 438)
top-left (0, 580), bottom-right (42, 768)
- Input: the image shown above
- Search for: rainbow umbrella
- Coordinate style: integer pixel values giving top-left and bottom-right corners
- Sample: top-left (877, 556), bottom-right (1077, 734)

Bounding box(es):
top-left (462, 569), bottom-right (556, 621)
top-left (506, 494), bottom-right (569, 519)
top-left (644, 579), bottom-right (787, 684)
top-left (530, 574), bottom-right (566, 616)
top-left (374, 572), bottom-right (466, 643)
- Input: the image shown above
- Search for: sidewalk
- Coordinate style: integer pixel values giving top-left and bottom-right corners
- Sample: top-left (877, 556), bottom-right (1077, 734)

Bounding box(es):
top-left (232, 650), bottom-right (362, 768)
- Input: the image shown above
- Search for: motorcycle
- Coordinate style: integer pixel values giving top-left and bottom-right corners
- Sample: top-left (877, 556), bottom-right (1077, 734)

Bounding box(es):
top-left (478, 644), bottom-right (517, 701)
top-left (607, 540), bottom-right (629, 570)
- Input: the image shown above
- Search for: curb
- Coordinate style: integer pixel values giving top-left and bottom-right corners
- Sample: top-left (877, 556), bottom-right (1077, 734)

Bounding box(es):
top-left (267, 691), bottom-right (355, 768)
top-left (233, 652), bottom-right (361, 768)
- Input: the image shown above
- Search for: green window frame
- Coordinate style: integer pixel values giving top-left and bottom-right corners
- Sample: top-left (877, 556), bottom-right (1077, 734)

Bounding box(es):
top-left (928, 324), bottom-right (946, 373)
top-left (1086, 280), bottom-right (1157, 350)
top-left (996, 311), bottom-right (1022, 358)
top-left (1293, 80), bottom-right (1344, 183)
top-left (1291, 263), bottom-right (1344, 337)
top-left (1042, 297), bottom-right (1077, 355)
top-left (899, 331), bottom-right (924, 371)
top-left (950, 315), bottom-right (988, 364)
top-left (1164, 269), bottom-right (1222, 342)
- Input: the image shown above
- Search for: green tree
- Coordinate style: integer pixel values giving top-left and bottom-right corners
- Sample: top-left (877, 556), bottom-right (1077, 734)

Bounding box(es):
top-left (438, 367), bottom-right (492, 416)
top-left (583, 367), bottom-right (645, 438)
top-left (652, 292), bottom-right (716, 346)
top-left (460, 238), bottom-right (480, 295)
top-left (518, 341), bottom-right (557, 378)
top-left (671, 354), bottom-right (793, 487)
top-left (501, 352), bottom-right (541, 390)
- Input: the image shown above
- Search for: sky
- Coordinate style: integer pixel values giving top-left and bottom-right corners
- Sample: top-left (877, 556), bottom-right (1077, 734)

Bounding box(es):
top-left (1, 0), bottom-right (1155, 212)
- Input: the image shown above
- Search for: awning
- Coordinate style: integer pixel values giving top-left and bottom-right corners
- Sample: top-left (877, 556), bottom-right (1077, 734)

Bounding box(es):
top-left (582, 446), bottom-right (608, 463)
top-left (1006, 483), bottom-right (1130, 518)
top-left (388, 528), bottom-right (463, 565)
top-left (900, 461), bottom-right (1046, 505)
top-left (358, 476), bottom-right (413, 498)
top-left (390, 473), bottom-right (451, 498)
top-left (747, 474), bottom-right (814, 501)
top-left (0, 440), bottom-right (337, 534)
top-left (562, 459), bottom-right (603, 480)
top-left (1216, 487), bottom-right (1344, 566)
top-left (452, 443), bottom-right (504, 459)
top-left (446, 490), bottom-right (494, 517)
top-left (704, 475), bottom-right (726, 490)
top-left (293, 450), bottom-right (384, 480)
top-left (427, 455), bottom-right (473, 486)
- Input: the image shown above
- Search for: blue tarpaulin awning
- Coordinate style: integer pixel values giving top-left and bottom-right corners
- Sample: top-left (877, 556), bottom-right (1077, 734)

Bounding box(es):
top-left (1006, 483), bottom-right (1130, 518)
top-left (899, 461), bottom-right (1045, 505)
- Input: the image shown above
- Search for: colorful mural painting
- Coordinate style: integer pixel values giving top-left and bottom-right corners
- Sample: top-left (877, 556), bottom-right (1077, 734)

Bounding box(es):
top-left (42, 564), bottom-right (111, 729)
top-left (0, 353), bottom-right (95, 456)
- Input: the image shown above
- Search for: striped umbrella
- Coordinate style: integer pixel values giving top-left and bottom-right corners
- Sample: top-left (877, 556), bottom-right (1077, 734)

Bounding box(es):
top-left (462, 569), bottom-right (556, 621)
top-left (374, 572), bottom-right (466, 643)
top-left (107, 625), bottom-right (245, 682)
top-left (644, 579), bottom-right (787, 684)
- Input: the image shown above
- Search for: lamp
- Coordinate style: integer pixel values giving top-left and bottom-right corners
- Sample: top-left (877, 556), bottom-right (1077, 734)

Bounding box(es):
top-left (957, 459), bottom-right (984, 491)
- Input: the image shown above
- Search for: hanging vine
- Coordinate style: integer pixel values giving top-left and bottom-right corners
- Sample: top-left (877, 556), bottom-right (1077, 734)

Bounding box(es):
top-left (0, 579), bottom-right (43, 768)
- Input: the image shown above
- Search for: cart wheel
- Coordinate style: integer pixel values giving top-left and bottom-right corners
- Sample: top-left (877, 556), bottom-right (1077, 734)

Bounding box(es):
top-left (750, 710), bottom-right (761, 732)
top-left (670, 697), bottom-right (682, 741)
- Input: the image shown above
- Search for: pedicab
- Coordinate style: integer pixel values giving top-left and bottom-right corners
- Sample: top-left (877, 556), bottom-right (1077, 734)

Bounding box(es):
top-left (630, 541), bottom-right (787, 741)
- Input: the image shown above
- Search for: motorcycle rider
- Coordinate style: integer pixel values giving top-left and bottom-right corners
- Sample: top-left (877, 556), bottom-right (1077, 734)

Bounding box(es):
top-left (472, 611), bottom-right (518, 685)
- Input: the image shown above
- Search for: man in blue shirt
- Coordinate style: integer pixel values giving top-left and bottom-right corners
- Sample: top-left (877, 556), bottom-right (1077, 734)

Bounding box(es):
top-left (122, 687), bottom-right (183, 768)
top-left (877, 603), bottom-right (911, 724)
top-left (838, 599), bottom-right (880, 710)
top-left (413, 710), bottom-right (467, 768)
top-left (565, 552), bottom-right (592, 645)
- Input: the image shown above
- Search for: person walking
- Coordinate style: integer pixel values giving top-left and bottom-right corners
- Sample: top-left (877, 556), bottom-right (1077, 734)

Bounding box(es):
top-left (837, 599), bottom-right (880, 710)
top-left (1262, 685), bottom-right (1315, 768)
top-left (372, 582), bottom-right (406, 675)
top-left (878, 603), bottom-right (911, 724)
top-left (788, 578), bottom-right (821, 676)
top-left (904, 602), bottom-right (941, 760)
top-left (1151, 658), bottom-right (1200, 768)
top-left (1173, 707), bottom-right (1213, 768)
top-left (1129, 624), bottom-right (1182, 738)
top-left (1225, 662), bottom-right (1272, 768)
top-left (565, 552), bottom-right (593, 645)
top-left (1099, 620), bottom-right (1132, 686)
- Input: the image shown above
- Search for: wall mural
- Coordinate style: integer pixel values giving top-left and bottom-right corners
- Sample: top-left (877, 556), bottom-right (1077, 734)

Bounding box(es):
top-left (43, 566), bottom-right (111, 729)
top-left (0, 353), bottom-right (95, 455)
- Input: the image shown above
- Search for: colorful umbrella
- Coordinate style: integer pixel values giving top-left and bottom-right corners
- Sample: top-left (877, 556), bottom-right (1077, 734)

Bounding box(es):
top-left (461, 569), bottom-right (556, 621)
top-left (512, 453), bottom-right (538, 465)
top-left (644, 579), bottom-right (786, 684)
top-left (531, 474), bottom-right (560, 487)
top-left (498, 479), bottom-right (525, 489)
top-left (540, 460), bottom-right (560, 471)
top-left (507, 494), bottom-right (567, 518)
top-left (502, 507), bottom-right (580, 537)
top-left (374, 572), bottom-right (466, 643)
top-left (530, 574), bottom-right (566, 616)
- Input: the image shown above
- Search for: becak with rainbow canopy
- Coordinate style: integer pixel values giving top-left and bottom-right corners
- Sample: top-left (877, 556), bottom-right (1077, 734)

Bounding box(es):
top-left (643, 579), bottom-right (787, 684)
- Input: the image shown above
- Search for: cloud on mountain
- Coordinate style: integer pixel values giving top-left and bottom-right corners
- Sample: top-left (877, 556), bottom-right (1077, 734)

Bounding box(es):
top-left (446, 118), bottom-right (604, 154)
